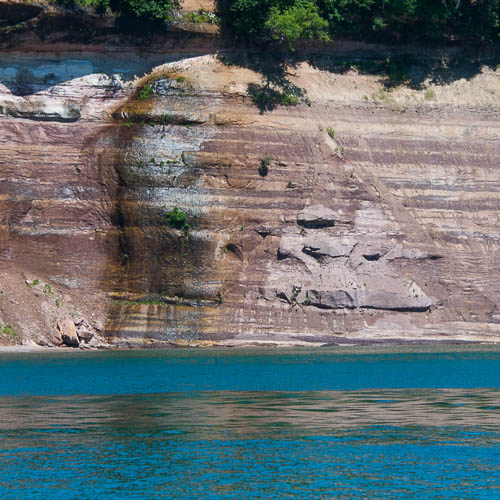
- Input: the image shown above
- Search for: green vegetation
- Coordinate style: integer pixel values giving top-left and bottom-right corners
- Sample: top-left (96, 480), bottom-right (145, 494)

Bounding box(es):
top-left (247, 83), bottom-right (301, 111)
top-left (1, 324), bottom-right (16, 339)
top-left (259, 153), bottom-right (272, 176)
top-left (55, 0), bottom-right (178, 21)
top-left (176, 76), bottom-right (185, 83)
top-left (265, 0), bottom-right (329, 49)
top-left (165, 206), bottom-right (190, 231)
top-left (138, 83), bottom-right (153, 100)
top-left (279, 89), bottom-right (300, 105)
top-left (51, 0), bottom-right (500, 43)
top-left (187, 9), bottom-right (220, 24)
top-left (226, 0), bottom-right (500, 47)
top-left (425, 89), bottom-right (436, 100)
top-left (327, 126), bottom-right (335, 139)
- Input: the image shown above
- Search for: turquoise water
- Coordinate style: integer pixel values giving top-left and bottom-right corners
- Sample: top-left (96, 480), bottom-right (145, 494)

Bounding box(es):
top-left (1, 347), bottom-right (500, 498)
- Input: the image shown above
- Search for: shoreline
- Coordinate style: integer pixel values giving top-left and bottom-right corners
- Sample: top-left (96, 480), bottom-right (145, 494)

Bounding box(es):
top-left (1, 338), bottom-right (500, 353)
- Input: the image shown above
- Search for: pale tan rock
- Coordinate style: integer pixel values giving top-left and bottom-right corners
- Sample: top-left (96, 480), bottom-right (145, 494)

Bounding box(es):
top-left (57, 319), bottom-right (79, 348)
top-left (297, 205), bottom-right (337, 228)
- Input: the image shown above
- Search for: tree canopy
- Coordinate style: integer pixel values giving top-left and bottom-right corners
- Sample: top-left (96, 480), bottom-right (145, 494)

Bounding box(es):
top-left (225, 0), bottom-right (500, 45)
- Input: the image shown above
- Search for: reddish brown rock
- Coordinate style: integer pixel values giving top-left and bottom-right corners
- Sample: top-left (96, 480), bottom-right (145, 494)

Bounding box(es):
top-left (1, 34), bottom-right (500, 346)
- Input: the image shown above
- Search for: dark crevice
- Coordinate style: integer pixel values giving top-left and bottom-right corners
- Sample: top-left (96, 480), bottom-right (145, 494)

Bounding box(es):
top-left (363, 253), bottom-right (381, 261)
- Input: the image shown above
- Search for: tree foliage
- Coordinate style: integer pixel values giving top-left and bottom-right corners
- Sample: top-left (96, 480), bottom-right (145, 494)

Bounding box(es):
top-left (265, 0), bottom-right (329, 48)
top-left (56, 0), bottom-right (178, 21)
top-left (226, 0), bottom-right (500, 44)
top-left (111, 0), bottom-right (177, 20)
top-left (56, 0), bottom-right (500, 41)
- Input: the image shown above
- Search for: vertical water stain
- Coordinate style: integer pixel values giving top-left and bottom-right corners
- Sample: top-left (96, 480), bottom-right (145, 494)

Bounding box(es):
top-left (102, 73), bottom-right (226, 345)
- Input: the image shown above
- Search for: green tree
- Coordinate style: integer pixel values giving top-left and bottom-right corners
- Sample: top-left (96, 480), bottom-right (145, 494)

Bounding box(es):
top-left (265, 0), bottom-right (329, 48)
top-left (110, 0), bottom-right (178, 20)
top-left (317, 0), bottom-right (373, 36)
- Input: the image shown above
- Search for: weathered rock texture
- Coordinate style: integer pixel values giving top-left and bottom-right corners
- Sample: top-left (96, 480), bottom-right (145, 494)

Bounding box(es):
top-left (1, 20), bottom-right (500, 346)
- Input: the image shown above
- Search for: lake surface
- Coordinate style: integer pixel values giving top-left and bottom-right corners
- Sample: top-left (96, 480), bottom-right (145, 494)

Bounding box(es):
top-left (0, 346), bottom-right (499, 498)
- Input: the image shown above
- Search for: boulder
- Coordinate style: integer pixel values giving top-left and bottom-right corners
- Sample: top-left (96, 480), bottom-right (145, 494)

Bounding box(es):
top-left (297, 205), bottom-right (336, 229)
top-left (277, 235), bottom-right (303, 261)
top-left (51, 328), bottom-right (63, 346)
top-left (302, 236), bottom-right (356, 260)
top-left (356, 280), bottom-right (432, 311)
top-left (386, 246), bottom-right (443, 262)
top-left (259, 287), bottom-right (276, 301)
top-left (77, 328), bottom-right (94, 343)
top-left (307, 289), bottom-right (357, 309)
top-left (57, 319), bottom-right (79, 347)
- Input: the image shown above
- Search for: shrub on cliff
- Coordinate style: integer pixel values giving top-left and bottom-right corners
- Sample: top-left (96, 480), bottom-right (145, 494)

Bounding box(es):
top-left (165, 207), bottom-right (190, 231)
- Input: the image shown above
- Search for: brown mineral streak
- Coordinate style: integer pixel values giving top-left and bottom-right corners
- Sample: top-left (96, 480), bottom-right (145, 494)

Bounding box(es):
top-left (0, 5), bottom-right (500, 347)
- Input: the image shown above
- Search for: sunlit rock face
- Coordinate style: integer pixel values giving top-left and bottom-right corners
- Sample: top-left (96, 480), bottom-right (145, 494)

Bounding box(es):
top-left (1, 44), bottom-right (500, 346)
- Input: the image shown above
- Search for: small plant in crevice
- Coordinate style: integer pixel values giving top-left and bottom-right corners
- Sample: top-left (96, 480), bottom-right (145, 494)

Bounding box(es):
top-left (259, 153), bottom-right (272, 177)
top-left (219, 55), bottom-right (233, 67)
top-left (425, 89), bottom-right (436, 100)
top-left (44, 283), bottom-right (52, 295)
top-left (247, 83), bottom-right (303, 112)
top-left (279, 89), bottom-right (299, 105)
top-left (327, 126), bottom-right (335, 139)
top-left (176, 76), bottom-right (185, 83)
top-left (164, 206), bottom-right (190, 232)
top-left (1, 324), bottom-right (16, 339)
top-left (138, 83), bottom-right (153, 101)
top-left (215, 292), bottom-right (224, 304)
top-left (187, 9), bottom-right (220, 24)
top-left (122, 252), bottom-right (129, 266)
top-left (289, 285), bottom-right (302, 309)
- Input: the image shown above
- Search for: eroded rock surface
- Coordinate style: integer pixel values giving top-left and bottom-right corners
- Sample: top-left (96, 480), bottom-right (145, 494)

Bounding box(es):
top-left (1, 38), bottom-right (500, 346)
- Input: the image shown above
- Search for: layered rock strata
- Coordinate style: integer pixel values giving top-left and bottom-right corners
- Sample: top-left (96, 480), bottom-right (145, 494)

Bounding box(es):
top-left (1, 40), bottom-right (500, 346)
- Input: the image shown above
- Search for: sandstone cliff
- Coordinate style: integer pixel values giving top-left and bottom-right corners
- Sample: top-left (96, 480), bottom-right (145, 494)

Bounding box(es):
top-left (1, 1), bottom-right (500, 346)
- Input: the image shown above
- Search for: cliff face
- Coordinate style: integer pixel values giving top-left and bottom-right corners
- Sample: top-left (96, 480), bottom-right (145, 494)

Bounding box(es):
top-left (1, 27), bottom-right (500, 345)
